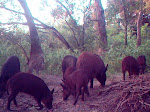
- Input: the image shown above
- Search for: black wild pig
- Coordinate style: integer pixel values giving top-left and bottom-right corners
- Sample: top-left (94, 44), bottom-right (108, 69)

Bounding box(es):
top-left (6, 72), bottom-right (54, 110)
top-left (62, 55), bottom-right (77, 79)
top-left (61, 69), bottom-right (89, 105)
top-left (122, 56), bottom-right (140, 80)
top-left (137, 55), bottom-right (146, 74)
top-left (0, 56), bottom-right (20, 98)
top-left (76, 52), bottom-right (108, 88)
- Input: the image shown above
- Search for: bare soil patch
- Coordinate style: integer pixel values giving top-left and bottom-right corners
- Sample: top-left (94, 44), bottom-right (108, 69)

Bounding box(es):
top-left (0, 73), bottom-right (150, 112)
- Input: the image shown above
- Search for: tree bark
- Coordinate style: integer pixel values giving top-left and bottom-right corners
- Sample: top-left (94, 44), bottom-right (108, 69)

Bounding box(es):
top-left (137, 0), bottom-right (143, 47)
top-left (18, 0), bottom-right (45, 73)
top-left (94, 0), bottom-right (107, 48)
top-left (137, 11), bottom-right (142, 47)
top-left (121, 0), bottom-right (128, 46)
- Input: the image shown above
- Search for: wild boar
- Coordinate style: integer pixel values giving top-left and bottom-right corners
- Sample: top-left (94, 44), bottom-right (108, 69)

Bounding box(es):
top-left (63, 66), bottom-right (76, 80)
top-left (122, 56), bottom-right (140, 80)
top-left (137, 55), bottom-right (146, 74)
top-left (0, 56), bottom-right (20, 98)
top-left (63, 66), bottom-right (76, 96)
top-left (62, 55), bottom-right (77, 79)
top-left (76, 52), bottom-right (108, 88)
top-left (6, 72), bottom-right (54, 111)
top-left (61, 69), bottom-right (89, 105)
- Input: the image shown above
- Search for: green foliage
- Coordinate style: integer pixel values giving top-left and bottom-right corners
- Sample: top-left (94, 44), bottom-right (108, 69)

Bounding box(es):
top-left (43, 48), bottom-right (79, 75)
top-left (0, 28), bottom-right (30, 73)
top-left (104, 33), bottom-right (150, 74)
top-left (1, 23), bottom-right (150, 76)
top-left (0, 38), bottom-right (29, 72)
top-left (141, 23), bottom-right (150, 38)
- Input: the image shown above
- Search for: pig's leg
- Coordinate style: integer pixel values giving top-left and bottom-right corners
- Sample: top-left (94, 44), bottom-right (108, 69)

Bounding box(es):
top-left (73, 87), bottom-right (81, 105)
top-left (13, 98), bottom-right (18, 107)
top-left (122, 70), bottom-right (126, 80)
top-left (84, 85), bottom-right (89, 96)
top-left (7, 91), bottom-right (18, 111)
top-left (35, 98), bottom-right (43, 110)
top-left (81, 88), bottom-right (84, 101)
top-left (90, 78), bottom-right (93, 88)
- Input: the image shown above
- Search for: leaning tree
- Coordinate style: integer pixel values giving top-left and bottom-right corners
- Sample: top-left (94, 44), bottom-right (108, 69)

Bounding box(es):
top-left (18, 0), bottom-right (44, 73)
top-left (0, 0), bottom-right (73, 73)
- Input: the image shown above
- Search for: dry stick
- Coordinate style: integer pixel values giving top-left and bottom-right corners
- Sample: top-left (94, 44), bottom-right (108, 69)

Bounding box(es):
top-left (115, 88), bottom-right (132, 112)
top-left (115, 99), bottom-right (130, 112)
top-left (100, 81), bottom-right (134, 96)
top-left (139, 101), bottom-right (150, 106)
top-left (141, 90), bottom-right (150, 97)
top-left (134, 99), bottom-right (139, 111)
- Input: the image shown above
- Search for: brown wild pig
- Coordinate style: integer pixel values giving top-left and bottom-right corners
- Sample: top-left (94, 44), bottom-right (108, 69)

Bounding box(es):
top-left (122, 56), bottom-right (140, 80)
top-left (63, 66), bottom-right (76, 80)
top-left (63, 66), bottom-right (76, 96)
top-left (0, 56), bottom-right (20, 98)
top-left (137, 55), bottom-right (146, 74)
top-left (62, 55), bottom-right (77, 78)
top-left (76, 52), bottom-right (108, 88)
top-left (61, 69), bottom-right (89, 105)
top-left (6, 72), bottom-right (54, 111)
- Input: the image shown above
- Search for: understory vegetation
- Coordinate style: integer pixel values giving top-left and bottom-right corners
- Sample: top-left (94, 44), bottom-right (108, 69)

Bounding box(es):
top-left (0, 24), bottom-right (150, 75)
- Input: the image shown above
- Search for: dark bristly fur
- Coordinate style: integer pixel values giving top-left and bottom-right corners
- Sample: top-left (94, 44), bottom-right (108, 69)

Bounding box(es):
top-left (6, 72), bottom-right (54, 111)
top-left (137, 55), bottom-right (146, 74)
top-left (0, 56), bottom-right (20, 98)
top-left (61, 69), bottom-right (89, 105)
top-left (122, 56), bottom-right (140, 80)
top-left (62, 55), bottom-right (77, 79)
top-left (76, 52), bottom-right (108, 88)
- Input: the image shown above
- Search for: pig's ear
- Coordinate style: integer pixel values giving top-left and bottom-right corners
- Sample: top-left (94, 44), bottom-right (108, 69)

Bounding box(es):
top-left (61, 79), bottom-right (67, 84)
top-left (60, 83), bottom-right (67, 89)
top-left (105, 64), bottom-right (108, 72)
top-left (60, 83), bottom-right (65, 88)
top-left (51, 88), bottom-right (54, 94)
top-left (61, 79), bottom-right (64, 82)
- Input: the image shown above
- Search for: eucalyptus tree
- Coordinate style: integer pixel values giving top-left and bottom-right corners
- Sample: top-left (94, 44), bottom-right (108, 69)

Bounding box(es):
top-left (106, 0), bottom-right (140, 45)
top-left (51, 0), bottom-right (93, 51)
top-left (137, 0), bottom-right (150, 47)
top-left (0, 0), bottom-right (74, 73)
top-left (93, 0), bottom-right (108, 48)
top-left (17, 0), bottom-right (45, 73)
top-left (0, 0), bottom-right (45, 73)
top-left (137, 0), bottom-right (143, 47)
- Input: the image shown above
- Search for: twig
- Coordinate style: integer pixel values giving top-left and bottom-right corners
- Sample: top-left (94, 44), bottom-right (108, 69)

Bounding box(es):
top-left (139, 101), bottom-right (150, 106)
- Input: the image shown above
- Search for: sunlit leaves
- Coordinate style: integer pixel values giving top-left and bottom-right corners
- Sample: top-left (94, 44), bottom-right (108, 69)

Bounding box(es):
top-left (143, 0), bottom-right (150, 14)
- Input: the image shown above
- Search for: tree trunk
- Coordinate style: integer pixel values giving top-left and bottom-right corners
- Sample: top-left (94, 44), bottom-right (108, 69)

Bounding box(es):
top-left (94, 0), bottom-right (107, 48)
top-left (137, 0), bottom-right (143, 47)
top-left (137, 11), bottom-right (142, 47)
top-left (124, 24), bottom-right (128, 46)
top-left (121, 0), bottom-right (128, 46)
top-left (18, 0), bottom-right (45, 73)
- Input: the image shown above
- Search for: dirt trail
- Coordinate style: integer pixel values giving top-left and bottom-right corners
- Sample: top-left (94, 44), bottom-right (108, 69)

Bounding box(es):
top-left (0, 73), bottom-right (149, 112)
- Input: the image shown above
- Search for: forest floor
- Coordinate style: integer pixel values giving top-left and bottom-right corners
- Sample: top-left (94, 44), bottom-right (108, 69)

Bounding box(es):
top-left (0, 73), bottom-right (150, 112)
